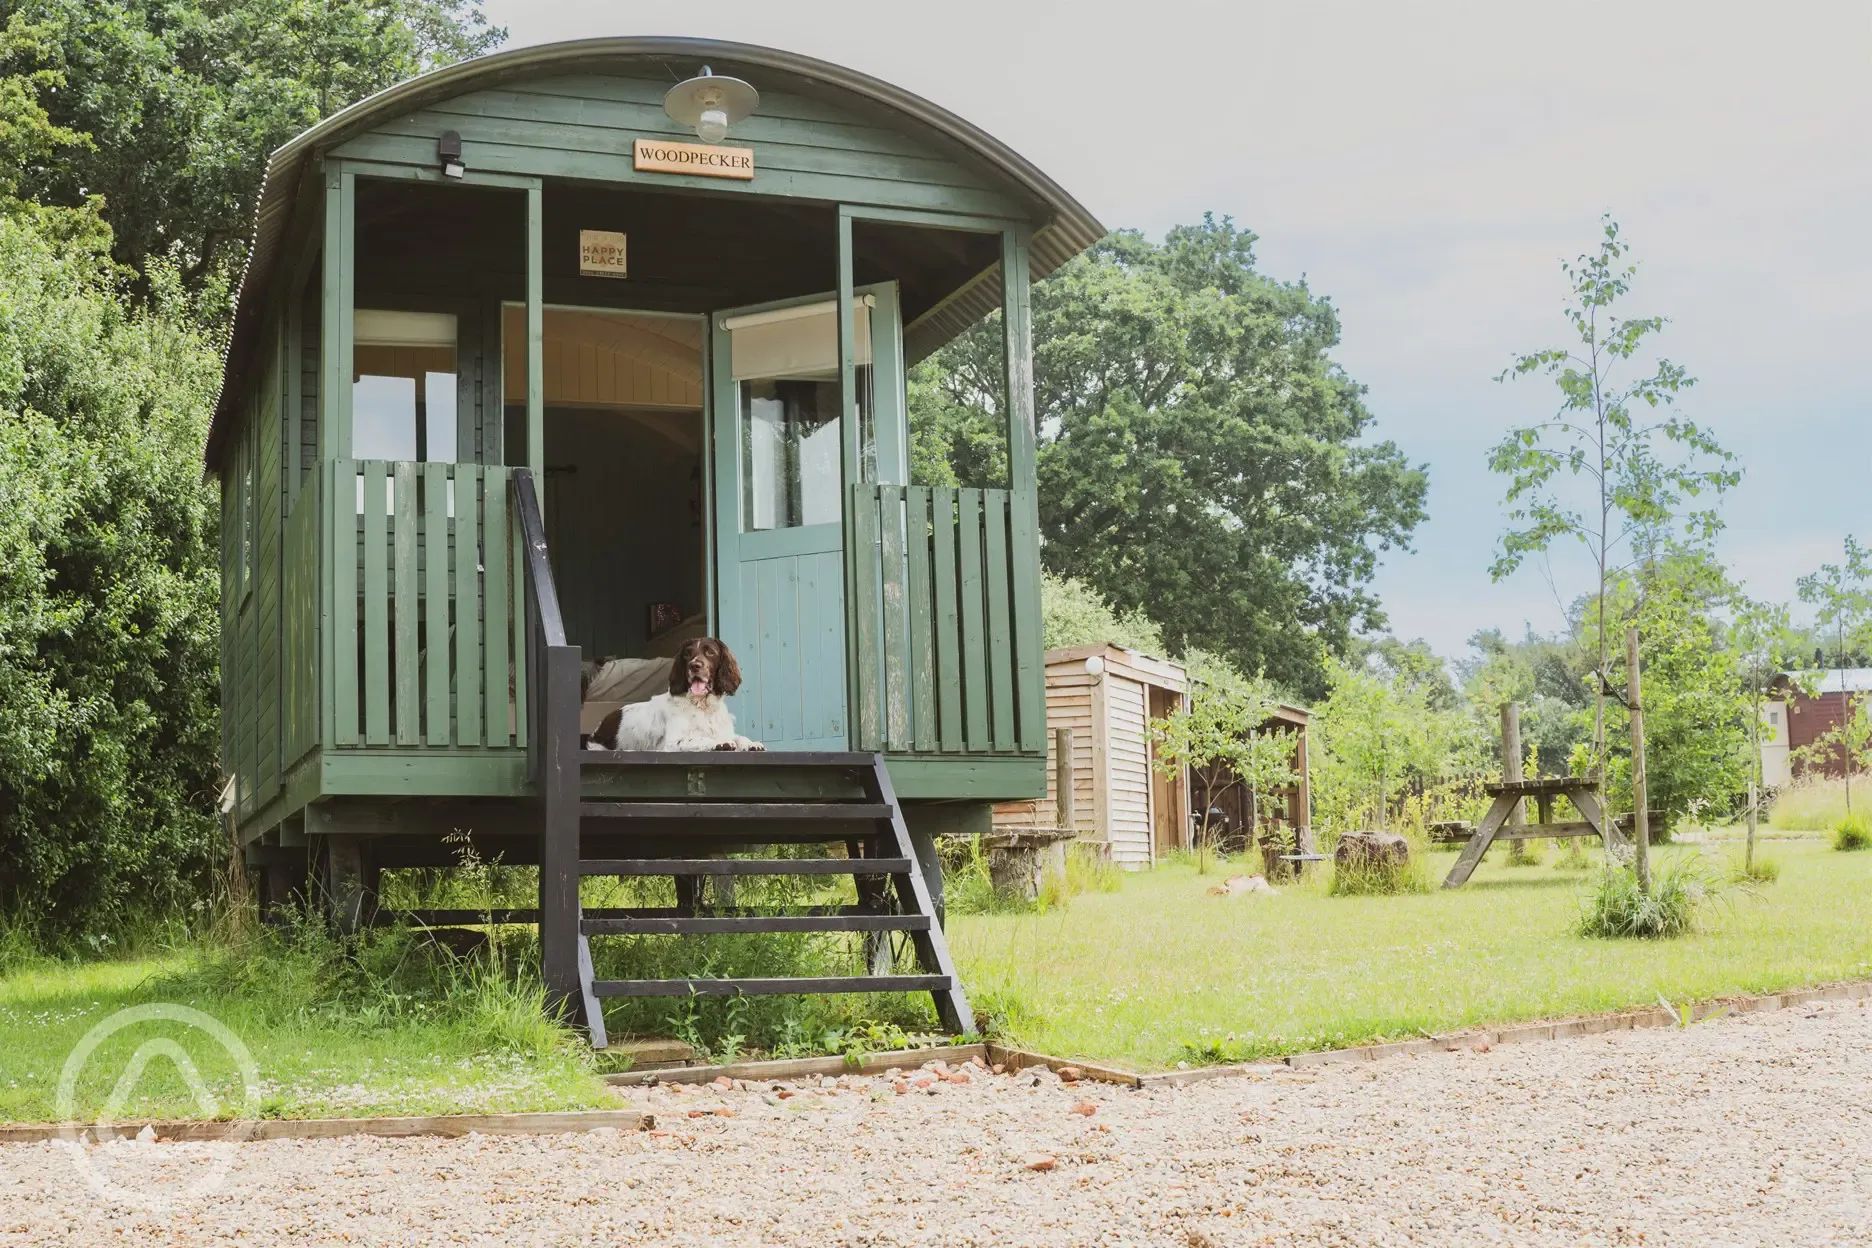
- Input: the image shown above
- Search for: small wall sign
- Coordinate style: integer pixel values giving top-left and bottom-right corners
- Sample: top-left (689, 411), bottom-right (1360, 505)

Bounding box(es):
top-left (633, 137), bottom-right (754, 181)
top-left (578, 230), bottom-right (628, 279)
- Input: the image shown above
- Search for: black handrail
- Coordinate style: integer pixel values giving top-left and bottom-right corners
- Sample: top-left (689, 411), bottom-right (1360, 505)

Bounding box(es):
top-left (511, 467), bottom-right (584, 1018)
top-left (511, 468), bottom-right (566, 648)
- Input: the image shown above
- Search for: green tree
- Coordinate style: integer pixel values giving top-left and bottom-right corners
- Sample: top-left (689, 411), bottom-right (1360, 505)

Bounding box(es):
top-left (1148, 655), bottom-right (1296, 853)
top-left (1489, 215), bottom-right (1738, 778)
top-left (2, 0), bottom-right (503, 299)
top-left (1310, 653), bottom-right (1474, 834)
top-left (1795, 537), bottom-right (1872, 814)
top-left (0, 213), bottom-right (223, 939)
top-left (1457, 625), bottom-right (1593, 777)
top-left (1588, 549), bottom-right (1747, 829)
top-left (915, 215), bottom-right (1429, 697)
top-left (1039, 571), bottom-right (1165, 655)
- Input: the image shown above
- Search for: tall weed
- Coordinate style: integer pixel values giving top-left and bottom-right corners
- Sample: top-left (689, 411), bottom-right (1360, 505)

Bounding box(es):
top-left (1833, 813), bottom-right (1872, 852)
top-left (1576, 861), bottom-right (1716, 939)
top-left (1769, 779), bottom-right (1856, 831)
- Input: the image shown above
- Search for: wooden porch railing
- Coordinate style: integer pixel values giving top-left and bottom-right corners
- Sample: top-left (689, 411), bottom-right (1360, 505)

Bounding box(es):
top-left (323, 458), bottom-right (528, 750)
top-left (849, 484), bottom-right (1044, 755)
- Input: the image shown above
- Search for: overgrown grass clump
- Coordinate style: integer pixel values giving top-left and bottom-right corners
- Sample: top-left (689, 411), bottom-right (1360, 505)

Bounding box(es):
top-left (1769, 779), bottom-right (1855, 830)
top-left (1576, 862), bottom-right (1715, 939)
top-left (1729, 854), bottom-right (1781, 884)
top-left (1832, 813), bottom-right (1872, 852)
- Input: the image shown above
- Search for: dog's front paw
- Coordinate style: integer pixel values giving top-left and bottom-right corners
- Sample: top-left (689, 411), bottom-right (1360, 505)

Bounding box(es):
top-left (744, 740), bottom-right (767, 751)
top-left (713, 741), bottom-right (738, 751)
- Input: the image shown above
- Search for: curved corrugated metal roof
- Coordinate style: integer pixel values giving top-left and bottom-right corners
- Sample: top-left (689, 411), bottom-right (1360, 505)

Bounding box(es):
top-left (205, 35), bottom-right (1105, 467)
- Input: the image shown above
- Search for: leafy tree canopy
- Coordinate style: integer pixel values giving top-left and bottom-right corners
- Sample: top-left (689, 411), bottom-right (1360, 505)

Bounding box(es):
top-left (914, 214), bottom-right (1428, 698)
top-left (1, 0), bottom-right (503, 301)
top-left (1039, 571), bottom-right (1166, 656)
top-left (0, 214), bottom-right (223, 938)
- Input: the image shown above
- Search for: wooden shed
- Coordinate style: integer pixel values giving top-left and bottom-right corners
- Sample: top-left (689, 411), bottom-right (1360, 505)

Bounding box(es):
top-left (994, 644), bottom-right (1314, 867)
top-left (206, 36), bottom-right (1105, 1041)
top-left (993, 644), bottom-right (1191, 868)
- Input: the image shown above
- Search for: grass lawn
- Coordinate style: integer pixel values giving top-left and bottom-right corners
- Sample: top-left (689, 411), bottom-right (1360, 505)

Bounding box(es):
top-left (0, 946), bottom-right (612, 1126)
top-left (6, 831), bottom-right (1868, 1122)
top-left (949, 836), bottom-right (1872, 1070)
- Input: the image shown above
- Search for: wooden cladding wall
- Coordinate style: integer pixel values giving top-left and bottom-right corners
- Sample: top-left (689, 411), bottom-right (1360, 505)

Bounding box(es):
top-left (331, 73), bottom-right (1027, 221)
top-left (850, 484), bottom-right (1043, 756)
top-left (1104, 674), bottom-right (1153, 867)
top-left (324, 459), bottom-right (527, 750)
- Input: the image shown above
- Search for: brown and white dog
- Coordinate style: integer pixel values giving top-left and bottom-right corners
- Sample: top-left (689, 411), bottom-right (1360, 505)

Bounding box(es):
top-left (586, 638), bottom-right (765, 752)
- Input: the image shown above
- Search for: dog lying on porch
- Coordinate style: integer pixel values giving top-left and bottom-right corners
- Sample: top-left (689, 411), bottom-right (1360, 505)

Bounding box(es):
top-left (586, 637), bottom-right (766, 753)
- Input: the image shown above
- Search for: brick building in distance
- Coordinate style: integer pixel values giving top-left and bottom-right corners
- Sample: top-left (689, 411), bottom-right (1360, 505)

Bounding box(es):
top-left (1767, 669), bottom-right (1872, 784)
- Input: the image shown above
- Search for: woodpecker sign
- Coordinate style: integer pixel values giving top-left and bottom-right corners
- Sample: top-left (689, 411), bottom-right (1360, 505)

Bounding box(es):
top-left (633, 138), bottom-right (754, 180)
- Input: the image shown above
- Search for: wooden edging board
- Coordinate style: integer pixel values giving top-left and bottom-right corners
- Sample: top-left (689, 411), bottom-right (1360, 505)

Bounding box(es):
top-left (605, 1044), bottom-right (989, 1086)
top-left (0, 1109), bottom-right (651, 1145)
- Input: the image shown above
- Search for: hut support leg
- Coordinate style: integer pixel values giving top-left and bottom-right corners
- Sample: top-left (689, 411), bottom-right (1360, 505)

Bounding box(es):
top-left (324, 835), bottom-right (376, 935)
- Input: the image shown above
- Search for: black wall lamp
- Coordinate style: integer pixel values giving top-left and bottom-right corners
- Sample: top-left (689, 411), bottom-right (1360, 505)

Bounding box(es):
top-left (438, 131), bottom-right (464, 179)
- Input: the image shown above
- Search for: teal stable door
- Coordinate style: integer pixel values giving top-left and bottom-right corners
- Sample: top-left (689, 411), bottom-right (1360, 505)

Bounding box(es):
top-left (710, 286), bottom-right (903, 751)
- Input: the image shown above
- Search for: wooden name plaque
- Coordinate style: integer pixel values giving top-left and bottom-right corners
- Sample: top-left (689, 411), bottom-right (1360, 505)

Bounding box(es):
top-left (633, 138), bottom-right (755, 181)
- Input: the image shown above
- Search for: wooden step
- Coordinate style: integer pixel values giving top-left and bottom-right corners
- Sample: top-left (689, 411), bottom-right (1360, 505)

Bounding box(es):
top-left (578, 801), bottom-right (892, 821)
top-left (580, 857), bottom-right (914, 876)
top-left (582, 914), bottom-right (930, 935)
top-left (589, 974), bottom-right (952, 998)
top-left (581, 750), bottom-right (875, 767)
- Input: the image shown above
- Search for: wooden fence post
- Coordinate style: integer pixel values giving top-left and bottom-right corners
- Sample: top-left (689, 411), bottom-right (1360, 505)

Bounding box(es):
top-left (1627, 626), bottom-right (1651, 893)
top-left (1502, 702), bottom-right (1526, 863)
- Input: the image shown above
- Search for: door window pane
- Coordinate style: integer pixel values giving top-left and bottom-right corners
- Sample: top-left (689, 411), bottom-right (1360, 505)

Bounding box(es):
top-left (729, 300), bottom-right (873, 532)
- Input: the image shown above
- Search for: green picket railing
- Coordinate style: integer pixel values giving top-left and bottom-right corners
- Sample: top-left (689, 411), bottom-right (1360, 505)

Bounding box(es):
top-left (849, 484), bottom-right (1044, 755)
top-left (321, 458), bottom-right (527, 751)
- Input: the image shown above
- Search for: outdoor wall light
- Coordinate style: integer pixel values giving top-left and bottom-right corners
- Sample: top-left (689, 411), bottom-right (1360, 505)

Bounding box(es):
top-left (664, 66), bottom-right (758, 144)
top-left (437, 131), bottom-right (464, 178)
top-left (1084, 655), bottom-right (1105, 677)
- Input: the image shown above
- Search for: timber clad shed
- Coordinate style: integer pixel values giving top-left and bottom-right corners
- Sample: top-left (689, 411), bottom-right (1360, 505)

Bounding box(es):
top-left (993, 644), bottom-right (1314, 868)
top-left (993, 644), bottom-right (1192, 868)
top-left (206, 36), bottom-right (1103, 1040)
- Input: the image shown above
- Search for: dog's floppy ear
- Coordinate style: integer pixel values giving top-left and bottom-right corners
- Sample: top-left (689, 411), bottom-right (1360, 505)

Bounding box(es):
top-left (667, 640), bottom-right (693, 698)
top-left (713, 640), bottom-right (742, 697)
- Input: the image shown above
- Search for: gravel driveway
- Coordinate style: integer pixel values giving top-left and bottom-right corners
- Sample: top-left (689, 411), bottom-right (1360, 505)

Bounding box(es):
top-left (5, 1001), bottom-right (1871, 1246)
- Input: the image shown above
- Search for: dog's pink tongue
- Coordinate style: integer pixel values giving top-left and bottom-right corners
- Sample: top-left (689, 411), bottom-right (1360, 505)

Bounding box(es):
top-left (688, 679), bottom-right (710, 697)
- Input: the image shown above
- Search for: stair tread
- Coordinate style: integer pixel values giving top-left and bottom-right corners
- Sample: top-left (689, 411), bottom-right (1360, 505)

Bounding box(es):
top-left (580, 857), bottom-right (914, 876)
top-left (583, 914), bottom-right (930, 935)
top-left (590, 975), bottom-right (952, 998)
top-left (579, 801), bottom-right (892, 820)
top-left (581, 750), bottom-right (876, 767)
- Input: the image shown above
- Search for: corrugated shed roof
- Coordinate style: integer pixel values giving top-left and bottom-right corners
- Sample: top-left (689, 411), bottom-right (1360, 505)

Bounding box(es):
top-left (204, 36), bottom-right (1105, 469)
top-left (1780, 669), bottom-right (1872, 695)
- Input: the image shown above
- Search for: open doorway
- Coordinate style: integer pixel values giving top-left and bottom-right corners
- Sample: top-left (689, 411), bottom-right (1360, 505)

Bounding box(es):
top-left (1148, 685), bottom-right (1188, 856)
top-left (502, 308), bottom-right (707, 696)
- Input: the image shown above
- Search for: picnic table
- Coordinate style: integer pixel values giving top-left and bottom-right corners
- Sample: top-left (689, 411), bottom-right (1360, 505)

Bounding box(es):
top-left (1441, 778), bottom-right (1624, 888)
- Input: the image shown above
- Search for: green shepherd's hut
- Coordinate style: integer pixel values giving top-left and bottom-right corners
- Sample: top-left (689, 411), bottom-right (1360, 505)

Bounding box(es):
top-left (206, 37), bottom-right (1102, 1040)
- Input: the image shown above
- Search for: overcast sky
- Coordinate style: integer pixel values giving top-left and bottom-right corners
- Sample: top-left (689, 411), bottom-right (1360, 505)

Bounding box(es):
top-left (482, 0), bottom-right (1871, 659)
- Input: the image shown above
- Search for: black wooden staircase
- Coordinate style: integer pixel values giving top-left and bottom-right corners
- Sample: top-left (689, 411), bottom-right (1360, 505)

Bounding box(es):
top-left (570, 751), bottom-right (971, 1047)
top-left (513, 470), bottom-right (973, 1047)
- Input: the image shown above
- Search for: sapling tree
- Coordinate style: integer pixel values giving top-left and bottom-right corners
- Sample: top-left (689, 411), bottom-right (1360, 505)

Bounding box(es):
top-left (1148, 655), bottom-right (1297, 857)
top-left (1728, 595), bottom-right (1809, 876)
top-left (1489, 216), bottom-right (1738, 781)
top-left (1795, 538), bottom-right (1872, 813)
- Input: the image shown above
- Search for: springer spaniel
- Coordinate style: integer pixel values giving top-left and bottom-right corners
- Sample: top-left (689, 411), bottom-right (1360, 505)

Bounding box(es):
top-left (586, 637), bottom-right (765, 753)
